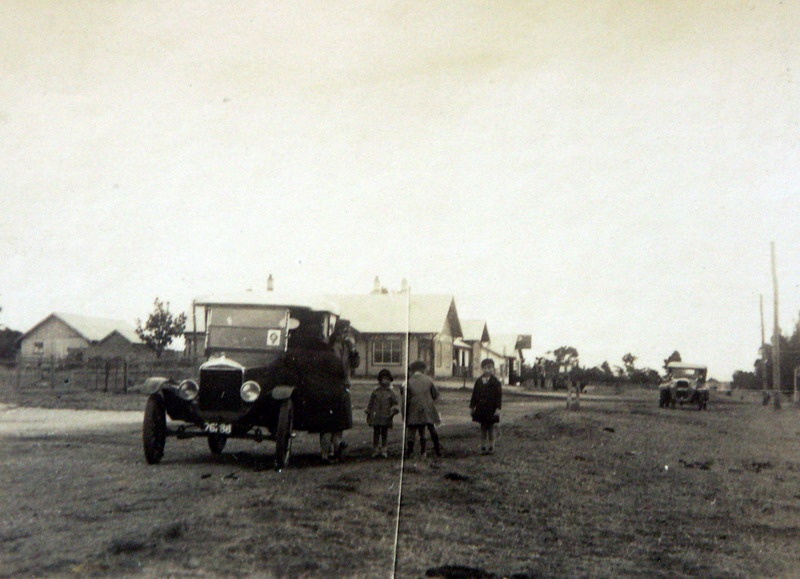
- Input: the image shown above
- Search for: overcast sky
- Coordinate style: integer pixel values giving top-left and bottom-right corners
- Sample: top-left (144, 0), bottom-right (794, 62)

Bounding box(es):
top-left (2, 1), bottom-right (799, 380)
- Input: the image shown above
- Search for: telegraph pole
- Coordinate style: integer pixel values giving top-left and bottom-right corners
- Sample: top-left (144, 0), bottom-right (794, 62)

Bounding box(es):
top-left (760, 294), bottom-right (768, 400)
top-left (771, 242), bottom-right (781, 409)
top-left (794, 366), bottom-right (799, 404)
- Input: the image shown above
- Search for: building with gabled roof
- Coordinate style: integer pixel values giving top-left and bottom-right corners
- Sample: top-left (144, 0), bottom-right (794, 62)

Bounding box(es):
top-left (17, 312), bottom-right (142, 361)
top-left (92, 329), bottom-right (150, 360)
top-left (459, 321), bottom-right (531, 383)
top-left (461, 319), bottom-right (493, 379)
top-left (327, 291), bottom-right (463, 378)
top-left (489, 333), bottom-right (530, 384)
top-left (461, 319), bottom-right (490, 344)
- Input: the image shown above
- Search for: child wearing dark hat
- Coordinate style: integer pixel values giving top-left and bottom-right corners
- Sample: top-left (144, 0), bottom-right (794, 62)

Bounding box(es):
top-left (366, 369), bottom-right (400, 458)
top-left (470, 358), bottom-right (502, 454)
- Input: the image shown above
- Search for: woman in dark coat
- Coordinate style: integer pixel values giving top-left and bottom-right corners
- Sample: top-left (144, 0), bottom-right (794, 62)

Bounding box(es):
top-left (470, 358), bottom-right (502, 454)
top-left (286, 318), bottom-right (354, 462)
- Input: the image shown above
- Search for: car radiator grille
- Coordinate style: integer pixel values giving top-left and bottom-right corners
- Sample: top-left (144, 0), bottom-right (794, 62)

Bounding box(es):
top-left (199, 368), bottom-right (243, 413)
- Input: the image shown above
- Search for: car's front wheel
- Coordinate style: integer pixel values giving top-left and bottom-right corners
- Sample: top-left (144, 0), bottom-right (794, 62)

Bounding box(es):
top-left (208, 434), bottom-right (227, 455)
top-left (143, 394), bottom-right (167, 464)
top-left (275, 399), bottom-right (294, 470)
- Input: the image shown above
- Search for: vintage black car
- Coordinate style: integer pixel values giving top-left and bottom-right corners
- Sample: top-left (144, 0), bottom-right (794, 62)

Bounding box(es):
top-left (658, 362), bottom-right (709, 410)
top-left (142, 292), bottom-right (359, 469)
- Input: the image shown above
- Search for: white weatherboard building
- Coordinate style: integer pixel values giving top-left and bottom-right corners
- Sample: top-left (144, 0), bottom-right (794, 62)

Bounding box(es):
top-left (328, 291), bottom-right (462, 379)
top-left (17, 312), bottom-right (142, 362)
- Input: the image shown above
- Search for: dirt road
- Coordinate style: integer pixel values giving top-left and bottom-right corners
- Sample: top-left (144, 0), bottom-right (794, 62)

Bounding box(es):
top-left (2, 385), bottom-right (799, 577)
top-left (0, 404), bottom-right (142, 436)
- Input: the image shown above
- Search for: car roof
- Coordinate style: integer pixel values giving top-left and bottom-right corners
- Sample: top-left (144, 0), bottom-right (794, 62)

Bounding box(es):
top-left (193, 291), bottom-right (340, 315)
top-left (667, 361), bottom-right (707, 370)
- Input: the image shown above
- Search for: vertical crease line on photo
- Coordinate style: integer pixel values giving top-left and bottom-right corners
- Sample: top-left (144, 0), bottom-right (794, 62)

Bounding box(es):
top-left (391, 284), bottom-right (411, 577)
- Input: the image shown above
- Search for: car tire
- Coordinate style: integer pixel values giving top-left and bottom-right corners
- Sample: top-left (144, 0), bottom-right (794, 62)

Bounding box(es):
top-left (275, 398), bottom-right (294, 470)
top-left (659, 390), bottom-right (669, 408)
top-left (208, 434), bottom-right (227, 455)
top-left (143, 394), bottom-right (167, 464)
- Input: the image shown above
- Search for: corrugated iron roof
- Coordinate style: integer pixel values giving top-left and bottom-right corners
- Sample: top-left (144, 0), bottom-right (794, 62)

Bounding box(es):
top-left (490, 333), bottom-right (531, 356)
top-left (453, 337), bottom-right (471, 349)
top-left (52, 312), bottom-right (140, 343)
top-left (325, 293), bottom-right (461, 336)
top-left (462, 319), bottom-right (489, 342)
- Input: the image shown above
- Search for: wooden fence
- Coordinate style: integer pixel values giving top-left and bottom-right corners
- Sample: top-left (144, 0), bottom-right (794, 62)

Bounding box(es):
top-left (10, 357), bottom-right (200, 394)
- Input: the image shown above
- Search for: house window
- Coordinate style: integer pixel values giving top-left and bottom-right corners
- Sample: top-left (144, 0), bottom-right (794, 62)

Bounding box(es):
top-left (33, 342), bottom-right (44, 355)
top-left (373, 340), bottom-right (402, 365)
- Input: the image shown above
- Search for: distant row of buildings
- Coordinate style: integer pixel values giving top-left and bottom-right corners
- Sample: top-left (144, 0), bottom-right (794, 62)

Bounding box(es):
top-left (16, 278), bottom-right (531, 383)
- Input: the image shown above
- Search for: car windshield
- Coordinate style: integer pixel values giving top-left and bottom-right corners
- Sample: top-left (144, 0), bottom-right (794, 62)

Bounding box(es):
top-left (672, 368), bottom-right (702, 379)
top-left (206, 306), bottom-right (290, 352)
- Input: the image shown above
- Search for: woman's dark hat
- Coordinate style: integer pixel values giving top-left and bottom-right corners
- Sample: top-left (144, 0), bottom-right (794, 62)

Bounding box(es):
top-left (480, 358), bottom-right (495, 369)
top-left (377, 369), bottom-right (394, 382)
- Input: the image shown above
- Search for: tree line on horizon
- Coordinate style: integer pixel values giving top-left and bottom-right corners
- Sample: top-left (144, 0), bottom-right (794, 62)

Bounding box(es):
top-left (731, 315), bottom-right (800, 394)
top-left (518, 347), bottom-right (685, 389)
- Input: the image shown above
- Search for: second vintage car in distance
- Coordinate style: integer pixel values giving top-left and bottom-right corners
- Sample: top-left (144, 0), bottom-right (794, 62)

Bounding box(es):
top-left (658, 361), bottom-right (709, 410)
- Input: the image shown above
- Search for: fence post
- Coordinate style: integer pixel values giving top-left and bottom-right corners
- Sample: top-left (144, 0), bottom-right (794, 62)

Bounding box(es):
top-left (104, 361), bottom-right (109, 393)
top-left (123, 360), bottom-right (128, 394)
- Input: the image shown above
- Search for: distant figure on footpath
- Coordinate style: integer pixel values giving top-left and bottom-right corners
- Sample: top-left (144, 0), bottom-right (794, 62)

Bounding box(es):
top-left (365, 369), bottom-right (400, 458)
top-left (470, 358), bottom-right (502, 455)
top-left (402, 360), bottom-right (442, 460)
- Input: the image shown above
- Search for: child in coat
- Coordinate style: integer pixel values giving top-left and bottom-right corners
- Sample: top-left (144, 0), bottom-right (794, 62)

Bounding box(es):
top-left (470, 358), bottom-right (502, 454)
top-left (402, 360), bottom-right (442, 459)
top-left (365, 369), bottom-right (400, 458)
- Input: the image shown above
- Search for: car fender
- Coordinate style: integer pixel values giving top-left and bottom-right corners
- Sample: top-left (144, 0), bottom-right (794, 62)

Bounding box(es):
top-left (271, 385), bottom-right (295, 400)
top-left (143, 377), bottom-right (176, 395)
top-left (143, 377), bottom-right (199, 423)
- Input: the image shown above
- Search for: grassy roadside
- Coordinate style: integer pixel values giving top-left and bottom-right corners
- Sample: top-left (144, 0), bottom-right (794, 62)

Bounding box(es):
top-left (395, 395), bottom-right (800, 578)
top-left (2, 371), bottom-right (800, 577)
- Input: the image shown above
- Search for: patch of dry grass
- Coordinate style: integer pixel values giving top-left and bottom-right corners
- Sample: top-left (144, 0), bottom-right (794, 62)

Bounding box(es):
top-left (395, 396), bottom-right (800, 577)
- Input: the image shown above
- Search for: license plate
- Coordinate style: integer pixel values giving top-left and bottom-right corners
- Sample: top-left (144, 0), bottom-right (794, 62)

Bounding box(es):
top-left (204, 423), bottom-right (232, 435)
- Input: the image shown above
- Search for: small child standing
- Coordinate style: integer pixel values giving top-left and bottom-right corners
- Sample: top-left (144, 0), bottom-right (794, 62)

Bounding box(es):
top-left (365, 369), bottom-right (400, 458)
top-left (470, 358), bottom-right (502, 454)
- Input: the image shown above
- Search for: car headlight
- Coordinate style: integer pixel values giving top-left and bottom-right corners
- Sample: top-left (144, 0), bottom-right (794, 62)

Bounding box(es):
top-left (178, 379), bottom-right (199, 401)
top-left (240, 380), bottom-right (261, 403)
